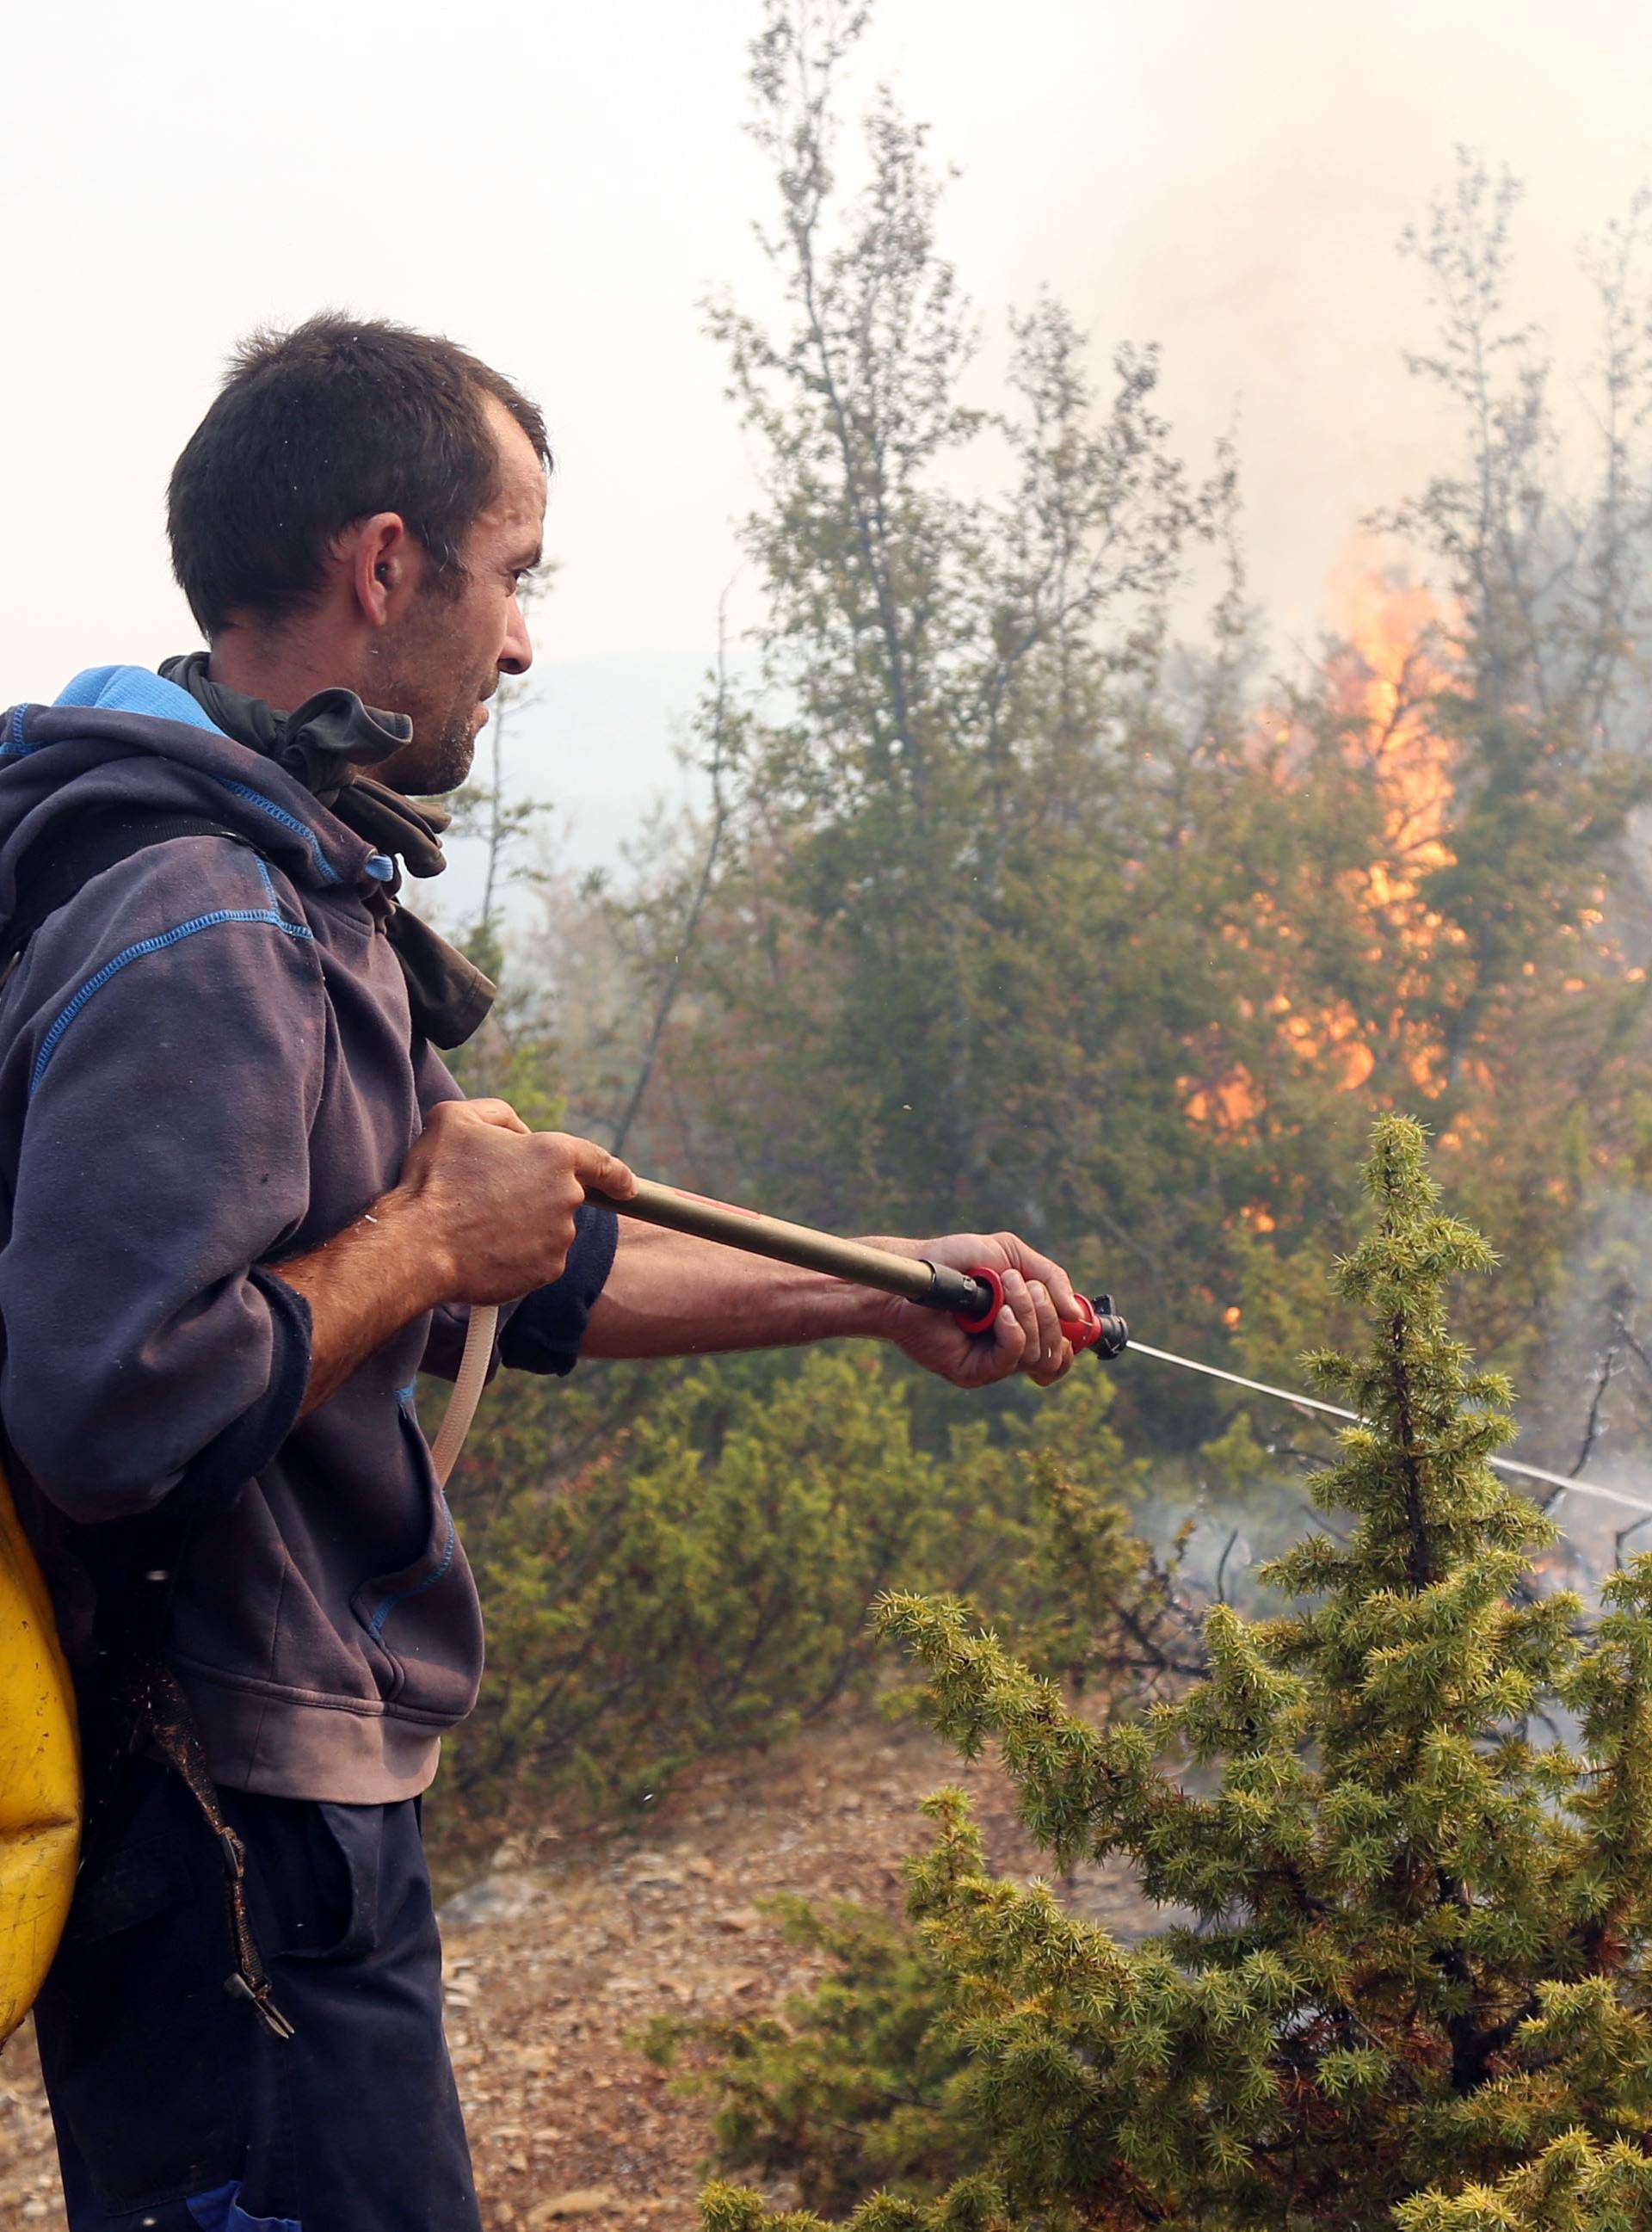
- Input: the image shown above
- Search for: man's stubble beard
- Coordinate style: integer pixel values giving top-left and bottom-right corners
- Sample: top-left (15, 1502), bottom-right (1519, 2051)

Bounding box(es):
top-left (370, 596), bottom-right (492, 795)
top-left (399, 716), bottom-right (479, 798)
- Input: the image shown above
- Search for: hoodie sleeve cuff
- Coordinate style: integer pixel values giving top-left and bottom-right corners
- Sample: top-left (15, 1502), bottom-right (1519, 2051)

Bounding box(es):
top-left (498, 1203), bottom-right (620, 1378)
top-left (169, 1266), bottom-right (313, 1511)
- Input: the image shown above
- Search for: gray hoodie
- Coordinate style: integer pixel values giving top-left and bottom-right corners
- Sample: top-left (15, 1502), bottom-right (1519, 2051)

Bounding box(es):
top-left (0, 667), bottom-right (614, 1801)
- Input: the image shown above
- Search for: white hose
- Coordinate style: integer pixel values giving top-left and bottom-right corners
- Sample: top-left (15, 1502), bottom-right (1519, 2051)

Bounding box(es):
top-left (428, 1304), bottom-right (499, 1488)
top-left (1130, 1341), bottom-right (1652, 1520)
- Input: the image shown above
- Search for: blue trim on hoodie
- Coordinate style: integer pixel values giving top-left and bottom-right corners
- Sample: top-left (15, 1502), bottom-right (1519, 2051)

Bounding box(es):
top-left (367, 1492), bottom-right (457, 1639)
top-left (216, 779), bottom-right (343, 885)
top-left (31, 905), bottom-right (315, 1097)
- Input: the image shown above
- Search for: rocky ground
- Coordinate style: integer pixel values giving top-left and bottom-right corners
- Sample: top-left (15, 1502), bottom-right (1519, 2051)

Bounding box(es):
top-left (0, 1711), bottom-right (1163, 2229)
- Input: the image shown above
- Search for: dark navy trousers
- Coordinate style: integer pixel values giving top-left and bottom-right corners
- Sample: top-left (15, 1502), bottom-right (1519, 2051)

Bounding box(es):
top-left (34, 1760), bottom-right (480, 2231)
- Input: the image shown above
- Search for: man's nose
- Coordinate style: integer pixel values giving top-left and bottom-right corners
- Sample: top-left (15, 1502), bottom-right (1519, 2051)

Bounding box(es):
top-left (500, 595), bottom-right (533, 677)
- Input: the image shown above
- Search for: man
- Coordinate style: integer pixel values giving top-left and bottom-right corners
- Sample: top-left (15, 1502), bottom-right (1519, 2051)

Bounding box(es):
top-left (1, 316), bottom-right (1085, 2231)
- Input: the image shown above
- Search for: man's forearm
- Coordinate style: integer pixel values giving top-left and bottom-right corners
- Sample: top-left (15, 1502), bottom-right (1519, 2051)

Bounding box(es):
top-left (274, 1188), bottom-right (455, 1416)
top-left (581, 1221), bottom-right (893, 1358)
top-left (581, 1218), bottom-right (1085, 1390)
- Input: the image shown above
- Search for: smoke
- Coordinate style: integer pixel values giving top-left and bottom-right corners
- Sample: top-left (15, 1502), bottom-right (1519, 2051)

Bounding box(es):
top-left (908, 0), bottom-right (1652, 657)
top-left (1510, 1186), bottom-right (1652, 1578)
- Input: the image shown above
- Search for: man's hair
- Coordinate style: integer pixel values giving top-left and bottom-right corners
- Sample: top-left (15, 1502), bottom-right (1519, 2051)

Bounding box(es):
top-left (167, 313), bottom-right (551, 637)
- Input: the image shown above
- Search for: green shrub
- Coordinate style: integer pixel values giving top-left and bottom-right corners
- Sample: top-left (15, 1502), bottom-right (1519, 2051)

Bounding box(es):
top-left (435, 1345), bottom-right (1186, 1863)
top-left (684, 1121), bottom-right (1652, 2232)
top-left (644, 1896), bottom-right (974, 2216)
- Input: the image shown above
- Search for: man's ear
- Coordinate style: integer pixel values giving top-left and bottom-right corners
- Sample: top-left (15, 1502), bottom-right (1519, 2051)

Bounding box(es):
top-left (344, 513), bottom-right (411, 628)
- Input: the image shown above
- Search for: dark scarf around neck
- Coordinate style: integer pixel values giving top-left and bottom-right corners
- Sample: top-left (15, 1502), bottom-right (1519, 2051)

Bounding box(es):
top-left (160, 653), bottom-right (495, 1049)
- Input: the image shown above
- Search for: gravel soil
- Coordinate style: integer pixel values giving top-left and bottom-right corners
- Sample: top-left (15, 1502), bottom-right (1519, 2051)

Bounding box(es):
top-left (0, 1711), bottom-right (1160, 2229)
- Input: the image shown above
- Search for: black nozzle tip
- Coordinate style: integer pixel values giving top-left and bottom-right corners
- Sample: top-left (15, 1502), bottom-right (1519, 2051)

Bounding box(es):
top-left (1091, 1295), bottom-right (1129, 1360)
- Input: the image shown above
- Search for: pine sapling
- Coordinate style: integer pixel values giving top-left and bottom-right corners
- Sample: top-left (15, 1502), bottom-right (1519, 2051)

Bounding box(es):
top-left (697, 1119), bottom-right (1652, 2232)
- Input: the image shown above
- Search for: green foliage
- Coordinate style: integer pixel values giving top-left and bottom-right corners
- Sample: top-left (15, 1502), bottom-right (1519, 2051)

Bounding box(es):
top-left (644, 1896), bottom-right (976, 2215)
top-left (441, 957), bottom-right (564, 1133)
top-left (1393, 2134), bottom-right (1652, 2231)
top-left (434, 1344), bottom-right (1187, 1866)
top-left (686, 1123), bottom-right (1652, 2230)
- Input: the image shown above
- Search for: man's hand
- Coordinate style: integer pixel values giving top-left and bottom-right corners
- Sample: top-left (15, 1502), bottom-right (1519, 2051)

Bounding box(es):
top-left (867, 1230), bottom-right (1085, 1389)
top-left (277, 1101), bottom-right (635, 1415)
top-left (398, 1100), bottom-right (637, 1304)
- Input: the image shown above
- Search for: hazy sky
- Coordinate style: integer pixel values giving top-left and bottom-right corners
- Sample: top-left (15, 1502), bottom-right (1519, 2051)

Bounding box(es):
top-left (3, 0), bottom-right (1650, 767)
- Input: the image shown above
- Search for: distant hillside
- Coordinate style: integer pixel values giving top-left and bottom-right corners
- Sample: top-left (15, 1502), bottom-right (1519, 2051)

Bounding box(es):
top-left (432, 648), bottom-right (718, 930)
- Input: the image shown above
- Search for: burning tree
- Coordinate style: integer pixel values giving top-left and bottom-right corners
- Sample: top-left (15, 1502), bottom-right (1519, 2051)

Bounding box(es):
top-left (561, 5), bottom-right (1652, 1447)
top-left (691, 1119), bottom-right (1652, 2231)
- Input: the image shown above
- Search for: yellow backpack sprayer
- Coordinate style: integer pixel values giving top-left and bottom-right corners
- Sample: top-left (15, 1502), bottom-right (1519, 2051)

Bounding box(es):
top-left (0, 1477), bottom-right (80, 2041)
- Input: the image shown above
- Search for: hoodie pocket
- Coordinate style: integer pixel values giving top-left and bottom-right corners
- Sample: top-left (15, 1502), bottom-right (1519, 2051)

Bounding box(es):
top-left (348, 1402), bottom-right (477, 1718)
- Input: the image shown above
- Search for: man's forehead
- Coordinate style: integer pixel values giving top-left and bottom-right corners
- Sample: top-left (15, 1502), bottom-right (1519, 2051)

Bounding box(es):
top-left (481, 392), bottom-right (545, 484)
top-left (475, 393), bottom-right (547, 548)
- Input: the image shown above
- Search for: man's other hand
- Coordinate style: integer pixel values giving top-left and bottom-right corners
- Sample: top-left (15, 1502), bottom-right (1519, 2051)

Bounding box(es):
top-left (867, 1230), bottom-right (1084, 1389)
top-left (400, 1100), bottom-right (637, 1305)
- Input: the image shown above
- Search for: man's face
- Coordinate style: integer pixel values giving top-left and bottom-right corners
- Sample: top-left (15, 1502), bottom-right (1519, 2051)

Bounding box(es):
top-left (368, 396), bottom-right (546, 794)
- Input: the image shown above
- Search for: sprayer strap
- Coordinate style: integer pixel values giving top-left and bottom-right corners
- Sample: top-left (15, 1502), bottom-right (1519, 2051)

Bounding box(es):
top-left (123, 1647), bottom-right (295, 2039)
top-left (0, 809), bottom-right (255, 971)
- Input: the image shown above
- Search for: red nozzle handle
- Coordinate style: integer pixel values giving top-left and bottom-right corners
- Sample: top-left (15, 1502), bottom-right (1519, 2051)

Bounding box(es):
top-left (952, 1266), bottom-right (1004, 1335)
top-left (954, 1269), bottom-right (1121, 1356)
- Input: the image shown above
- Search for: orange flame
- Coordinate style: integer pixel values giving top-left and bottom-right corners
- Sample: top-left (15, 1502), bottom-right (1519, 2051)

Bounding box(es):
top-left (1183, 555), bottom-right (1458, 1140)
top-left (1328, 561), bottom-right (1459, 1096)
top-left (1330, 562), bottom-right (1457, 899)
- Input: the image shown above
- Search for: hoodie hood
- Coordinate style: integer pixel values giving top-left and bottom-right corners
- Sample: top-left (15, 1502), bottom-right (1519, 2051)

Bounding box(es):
top-left (0, 668), bottom-right (385, 923)
top-left (1, 664), bottom-right (496, 1047)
